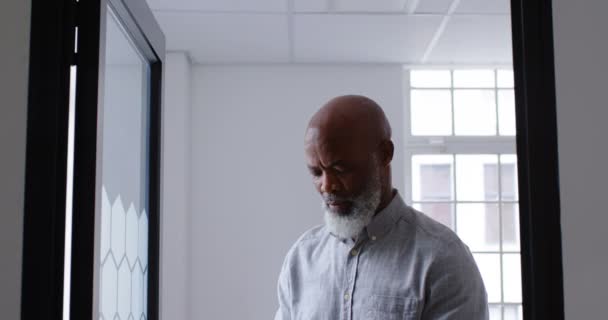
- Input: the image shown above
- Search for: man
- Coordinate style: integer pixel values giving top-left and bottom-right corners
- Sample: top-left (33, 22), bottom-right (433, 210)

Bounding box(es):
top-left (274, 95), bottom-right (489, 320)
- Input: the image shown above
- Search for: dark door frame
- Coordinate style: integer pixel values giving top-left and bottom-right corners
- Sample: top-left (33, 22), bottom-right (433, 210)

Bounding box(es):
top-left (21, 0), bottom-right (75, 318)
top-left (22, 0), bottom-right (164, 319)
top-left (69, 0), bottom-right (164, 319)
top-left (510, 0), bottom-right (565, 319)
top-left (22, 0), bottom-right (564, 319)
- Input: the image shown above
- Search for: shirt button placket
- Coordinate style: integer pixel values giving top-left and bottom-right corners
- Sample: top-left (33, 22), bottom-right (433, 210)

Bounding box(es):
top-left (344, 246), bottom-right (360, 320)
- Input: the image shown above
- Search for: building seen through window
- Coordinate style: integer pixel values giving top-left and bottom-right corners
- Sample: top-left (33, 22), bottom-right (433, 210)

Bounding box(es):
top-left (407, 69), bottom-right (522, 320)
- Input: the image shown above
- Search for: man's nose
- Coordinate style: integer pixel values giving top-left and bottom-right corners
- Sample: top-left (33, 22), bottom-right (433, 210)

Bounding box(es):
top-left (320, 173), bottom-right (338, 193)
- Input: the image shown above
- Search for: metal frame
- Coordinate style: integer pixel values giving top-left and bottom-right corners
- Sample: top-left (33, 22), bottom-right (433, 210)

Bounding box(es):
top-left (21, 0), bottom-right (76, 318)
top-left (70, 0), bottom-right (164, 319)
top-left (510, 0), bottom-right (565, 319)
top-left (404, 1), bottom-right (568, 318)
top-left (23, 0), bottom-right (164, 318)
top-left (22, 0), bottom-right (563, 319)
top-left (402, 1), bottom-right (567, 315)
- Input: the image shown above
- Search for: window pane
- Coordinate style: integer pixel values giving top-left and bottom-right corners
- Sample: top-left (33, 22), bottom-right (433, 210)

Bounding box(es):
top-left (489, 305), bottom-right (502, 320)
top-left (453, 70), bottom-right (495, 88)
top-left (455, 155), bottom-right (499, 201)
top-left (413, 203), bottom-right (454, 230)
top-left (100, 9), bottom-right (149, 320)
top-left (500, 155), bottom-right (519, 201)
top-left (497, 69), bottom-right (514, 88)
top-left (502, 203), bottom-right (520, 252)
top-left (410, 70), bottom-right (451, 88)
top-left (454, 90), bottom-right (497, 135)
top-left (504, 305), bottom-right (523, 320)
top-left (457, 203), bottom-right (499, 251)
top-left (498, 89), bottom-right (516, 136)
top-left (473, 253), bottom-right (502, 303)
top-left (411, 90), bottom-right (452, 135)
top-left (503, 254), bottom-right (523, 303)
top-left (412, 155), bottom-right (454, 201)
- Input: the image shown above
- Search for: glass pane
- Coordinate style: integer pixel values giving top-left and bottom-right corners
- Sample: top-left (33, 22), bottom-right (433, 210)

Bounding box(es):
top-left (99, 8), bottom-right (150, 320)
top-left (457, 203), bottom-right (499, 251)
top-left (410, 70), bottom-right (451, 88)
top-left (454, 90), bottom-right (497, 135)
top-left (497, 69), bottom-right (514, 88)
top-left (453, 70), bottom-right (495, 88)
top-left (455, 155), bottom-right (499, 201)
top-left (411, 90), bottom-right (452, 135)
top-left (504, 305), bottom-right (523, 320)
top-left (489, 305), bottom-right (502, 320)
top-left (413, 203), bottom-right (454, 230)
top-left (412, 155), bottom-right (454, 201)
top-left (501, 155), bottom-right (519, 201)
top-left (503, 254), bottom-right (523, 303)
top-left (502, 203), bottom-right (520, 252)
top-left (473, 253), bottom-right (502, 303)
top-left (498, 89), bottom-right (516, 136)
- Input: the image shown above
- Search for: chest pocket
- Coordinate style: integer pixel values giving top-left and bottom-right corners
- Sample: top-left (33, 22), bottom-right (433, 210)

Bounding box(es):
top-left (365, 294), bottom-right (419, 320)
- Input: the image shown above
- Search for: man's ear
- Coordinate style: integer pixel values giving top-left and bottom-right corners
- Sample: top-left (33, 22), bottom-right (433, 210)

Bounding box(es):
top-left (380, 140), bottom-right (394, 167)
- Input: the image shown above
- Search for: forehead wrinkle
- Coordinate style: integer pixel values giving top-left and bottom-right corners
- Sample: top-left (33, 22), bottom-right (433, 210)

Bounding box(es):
top-left (305, 137), bottom-right (346, 170)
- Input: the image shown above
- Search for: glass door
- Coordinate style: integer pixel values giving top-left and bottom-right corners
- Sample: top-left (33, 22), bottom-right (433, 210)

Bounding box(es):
top-left (68, 0), bottom-right (164, 319)
top-left (97, 8), bottom-right (151, 320)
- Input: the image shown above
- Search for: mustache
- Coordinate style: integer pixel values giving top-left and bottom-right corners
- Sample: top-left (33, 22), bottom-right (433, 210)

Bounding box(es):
top-left (322, 193), bottom-right (352, 202)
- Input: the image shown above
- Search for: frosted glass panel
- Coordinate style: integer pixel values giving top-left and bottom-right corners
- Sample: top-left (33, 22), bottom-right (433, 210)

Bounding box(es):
top-left (99, 7), bottom-right (150, 320)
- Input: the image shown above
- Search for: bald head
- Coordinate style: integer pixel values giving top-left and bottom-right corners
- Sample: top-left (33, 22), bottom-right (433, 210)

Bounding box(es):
top-left (306, 95), bottom-right (392, 149)
top-left (304, 95), bottom-right (395, 219)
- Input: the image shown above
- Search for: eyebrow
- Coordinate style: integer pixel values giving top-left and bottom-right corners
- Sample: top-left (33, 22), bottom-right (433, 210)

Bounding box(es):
top-left (307, 160), bottom-right (347, 170)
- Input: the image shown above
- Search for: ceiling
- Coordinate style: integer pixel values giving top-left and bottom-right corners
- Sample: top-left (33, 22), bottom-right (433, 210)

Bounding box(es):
top-left (145, 0), bottom-right (512, 65)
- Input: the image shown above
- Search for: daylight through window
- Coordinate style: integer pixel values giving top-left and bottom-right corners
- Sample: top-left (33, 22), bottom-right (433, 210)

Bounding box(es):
top-left (405, 69), bottom-right (522, 320)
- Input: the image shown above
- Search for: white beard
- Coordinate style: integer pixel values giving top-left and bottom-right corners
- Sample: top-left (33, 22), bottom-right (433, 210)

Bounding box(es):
top-left (321, 169), bottom-right (382, 240)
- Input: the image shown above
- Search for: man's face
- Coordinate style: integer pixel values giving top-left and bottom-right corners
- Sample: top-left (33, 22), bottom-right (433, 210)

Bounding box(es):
top-left (305, 131), bottom-right (378, 214)
top-left (305, 129), bottom-right (383, 239)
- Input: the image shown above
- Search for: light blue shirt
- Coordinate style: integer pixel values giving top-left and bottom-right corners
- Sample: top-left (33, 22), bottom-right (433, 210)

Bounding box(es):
top-left (274, 191), bottom-right (489, 320)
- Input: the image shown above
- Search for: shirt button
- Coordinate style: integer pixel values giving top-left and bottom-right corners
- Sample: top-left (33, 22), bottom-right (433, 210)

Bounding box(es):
top-left (344, 293), bottom-right (350, 301)
top-left (371, 236), bottom-right (377, 241)
top-left (350, 249), bottom-right (358, 256)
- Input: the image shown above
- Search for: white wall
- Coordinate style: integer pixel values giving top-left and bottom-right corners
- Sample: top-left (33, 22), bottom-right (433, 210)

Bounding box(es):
top-left (190, 64), bottom-right (405, 319)
top-left (0, 0), bottom-right (30, 318)
top-left (161, 52), bottom-right (192, 320)
top-left (553, 1), bottom-right (608, 318)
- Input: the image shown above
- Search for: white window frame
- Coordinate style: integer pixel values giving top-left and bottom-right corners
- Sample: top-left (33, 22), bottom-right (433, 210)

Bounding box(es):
top-left (402, 67), bottom-right (521, 319)
top-left (403, 68), bottom-right (517, 205)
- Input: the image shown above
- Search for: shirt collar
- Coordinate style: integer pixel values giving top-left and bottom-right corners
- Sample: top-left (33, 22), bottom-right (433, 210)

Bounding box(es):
top-left (328, 189), bottom-right (406, 244)
top-left (364, 189), bottom-right (404, 241)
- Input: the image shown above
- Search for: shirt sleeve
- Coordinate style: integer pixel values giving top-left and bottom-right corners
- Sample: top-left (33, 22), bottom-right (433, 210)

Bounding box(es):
top-left (421, 238), bottom-right (490, 320)
top-left (274, 253), bottom-right (292, 320)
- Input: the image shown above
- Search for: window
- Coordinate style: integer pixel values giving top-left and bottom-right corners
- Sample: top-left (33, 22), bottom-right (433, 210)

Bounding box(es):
top-left (405, 69), bottom-right (522, 320)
